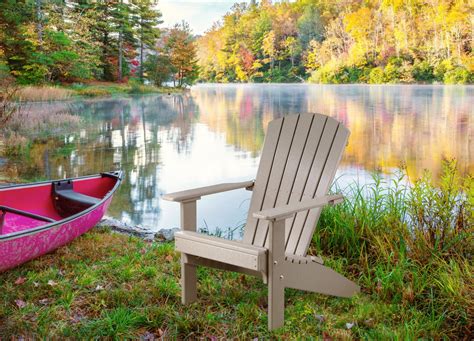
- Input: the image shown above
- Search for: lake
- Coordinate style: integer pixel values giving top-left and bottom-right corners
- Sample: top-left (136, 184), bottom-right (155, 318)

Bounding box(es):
top-left (1, 84), bottom-right (472, 235)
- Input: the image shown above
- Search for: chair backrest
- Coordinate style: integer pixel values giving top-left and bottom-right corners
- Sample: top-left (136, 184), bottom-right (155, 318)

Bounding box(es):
top-left (243, 113), bottom-right (350, 256)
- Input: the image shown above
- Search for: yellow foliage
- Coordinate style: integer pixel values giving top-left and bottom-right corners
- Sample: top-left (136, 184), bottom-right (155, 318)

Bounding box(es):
top-left (344, 7), bottom-right (373, 42)
top-left (235, 65), bottom-right (248, 82)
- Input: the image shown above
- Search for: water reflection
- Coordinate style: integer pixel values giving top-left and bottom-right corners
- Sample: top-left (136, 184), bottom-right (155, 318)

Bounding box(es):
top-left (1, 84), bottom-right (472, 232)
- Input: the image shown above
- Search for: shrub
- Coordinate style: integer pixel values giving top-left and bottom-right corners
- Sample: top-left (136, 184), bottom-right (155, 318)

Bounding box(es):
top-left (1, 132), bottom-right (29, 156)
top-left (444, 67), bottom-right (471, 84)
top-left (412, 60), bottom-right (434, 82)
top-left (398, 61), bottom-right (415, 83)
top-left (433, 59), bottom-right (454, 82)
top-left (0, 78), bottom-right (20, 128)
top-left (0, 60), bottom-right (10, 80)
top-left (383, 60), bottom-right (402, 83)
top-left (266, 65), bottom-right (300, 83)
top-left (308, 60), bottom-right (344, 83)
top-left (336, 66), bottom-right (365, 83)
top-left (368, 67), bottom-right (384, 84)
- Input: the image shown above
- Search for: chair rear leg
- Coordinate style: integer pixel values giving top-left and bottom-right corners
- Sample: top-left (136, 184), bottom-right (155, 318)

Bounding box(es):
top-left (181, 254), bottom-right (197, 304)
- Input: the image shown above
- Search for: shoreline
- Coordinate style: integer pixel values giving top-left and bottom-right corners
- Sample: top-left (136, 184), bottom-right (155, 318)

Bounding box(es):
top-left (97, 216), bottom-right (179, 242)
top-left (14, 83), bottom-right (187, 103)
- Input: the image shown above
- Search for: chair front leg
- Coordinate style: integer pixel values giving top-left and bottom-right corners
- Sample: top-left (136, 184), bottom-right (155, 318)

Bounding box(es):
top-left (180, 200), bottom-right (197, 304)
top-left (267, 218), bottom-right (286, 330)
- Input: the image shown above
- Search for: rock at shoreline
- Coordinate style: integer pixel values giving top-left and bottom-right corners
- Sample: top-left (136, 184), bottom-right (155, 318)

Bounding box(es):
top-left (97, 217), bottom-right (178, 242)
top-left (155, 228), bottom-right (180, 242)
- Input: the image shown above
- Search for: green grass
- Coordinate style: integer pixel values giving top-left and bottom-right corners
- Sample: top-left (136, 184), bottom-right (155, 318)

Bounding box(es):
top-left (0, 160), bottom-right (472, 338)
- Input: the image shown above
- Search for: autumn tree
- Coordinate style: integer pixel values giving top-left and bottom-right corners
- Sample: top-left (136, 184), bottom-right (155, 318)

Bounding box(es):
top-left (163, 22), bottom-right (198, 87)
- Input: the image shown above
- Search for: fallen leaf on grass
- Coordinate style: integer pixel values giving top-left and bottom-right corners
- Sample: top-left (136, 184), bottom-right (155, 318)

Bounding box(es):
top-left (140, 331), bottom-right (156, 340)
top-left (38, 298), bottom-right (51, 305)
top-left (47, 280), bottom-right (57, 286)
top-left (95, 285), bottom-right (104, 291)
top-left (165, 254), bottom-right (173, 262)
top-left (322, 331), bottom-right (333, 341)
top-left (14, 277), bottom-right (27, 285)
top-left (15, 299), bottom-right (26, 308)
top-left (25, 313), bottom-right (37, 322)
top-left (315, 314), bottom-right (325, 323)
top-left (376, 279), bottom-right (383, 293)
top-left (70, 313), bottom-right (85, 324)
top-left (364, 318), bottom-right (375, 327)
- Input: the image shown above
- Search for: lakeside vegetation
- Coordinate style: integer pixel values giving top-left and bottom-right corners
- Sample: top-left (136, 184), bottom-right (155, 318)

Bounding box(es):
top-left (197, 0), bottom-right (473, 84)
top-left (0, 160), bottom-right (472, 338)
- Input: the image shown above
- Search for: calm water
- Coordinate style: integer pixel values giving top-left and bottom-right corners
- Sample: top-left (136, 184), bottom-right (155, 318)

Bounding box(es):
top-left (1, 84), bottom-right (472, 234)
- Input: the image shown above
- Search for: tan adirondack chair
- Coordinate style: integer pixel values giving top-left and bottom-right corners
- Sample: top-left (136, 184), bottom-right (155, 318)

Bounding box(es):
top-left (163, 113), bottom-right (360, 330)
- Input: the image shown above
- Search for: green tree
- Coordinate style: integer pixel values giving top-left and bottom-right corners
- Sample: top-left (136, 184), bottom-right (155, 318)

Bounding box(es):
top-left (111, 0), bottom-right (136, 82)
top-left (132, 0), bottom-right (162, 82)
top-left (143, 54), bottom-right (173, 86)
top-left (297, 4), bottom-right (324, 49)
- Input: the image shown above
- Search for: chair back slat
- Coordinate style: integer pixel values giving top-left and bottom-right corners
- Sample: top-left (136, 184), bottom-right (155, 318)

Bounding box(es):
top-left (243, 113), bottom-right (349, 256)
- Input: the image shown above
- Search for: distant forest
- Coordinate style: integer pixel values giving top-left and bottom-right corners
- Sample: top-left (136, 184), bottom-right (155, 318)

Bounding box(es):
top-left (1, 0), bottom-right (473, 86)
top-left (197, 0), bottom-right (474, 84)
top-left (0, 0), bottom-right (198, 87)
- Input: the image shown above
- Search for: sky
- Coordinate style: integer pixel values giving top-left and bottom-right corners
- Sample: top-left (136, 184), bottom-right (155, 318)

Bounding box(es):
top-left (159, 0), bottom-right (251, 35)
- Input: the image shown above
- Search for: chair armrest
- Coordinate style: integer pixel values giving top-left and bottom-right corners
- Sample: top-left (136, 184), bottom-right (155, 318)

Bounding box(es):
top-left (163, 180), bottom-right (255, 202)
top-left (253, 194), bottom-right (344, 221)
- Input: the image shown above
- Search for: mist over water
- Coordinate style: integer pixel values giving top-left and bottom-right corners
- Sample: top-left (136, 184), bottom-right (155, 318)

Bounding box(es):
top-left (1, 84), bottom-right (472, 234)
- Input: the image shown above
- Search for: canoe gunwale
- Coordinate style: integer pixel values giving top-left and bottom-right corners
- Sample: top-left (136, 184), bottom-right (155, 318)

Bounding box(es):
top-left (0, 171), bottom-right (122, 242)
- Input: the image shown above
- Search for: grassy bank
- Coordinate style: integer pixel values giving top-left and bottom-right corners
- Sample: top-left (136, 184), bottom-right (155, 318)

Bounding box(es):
top-left (0, 161), bottom-right (472, 338)
top-left (15, 82), bottom-right (184, 102)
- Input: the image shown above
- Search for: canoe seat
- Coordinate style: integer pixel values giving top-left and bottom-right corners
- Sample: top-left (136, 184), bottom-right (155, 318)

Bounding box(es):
top-left (52, 180), bottom-right (100, 217)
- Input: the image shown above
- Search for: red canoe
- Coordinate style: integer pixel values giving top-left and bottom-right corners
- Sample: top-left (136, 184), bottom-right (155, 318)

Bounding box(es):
top-left (0, 171), bottom-right (122, 272)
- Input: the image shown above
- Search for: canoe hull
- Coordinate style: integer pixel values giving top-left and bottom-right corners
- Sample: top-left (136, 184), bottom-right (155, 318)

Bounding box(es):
top-left (0, 196), bottom-right (111, 271)
top-left (0, 172), bottom-right (121, 272)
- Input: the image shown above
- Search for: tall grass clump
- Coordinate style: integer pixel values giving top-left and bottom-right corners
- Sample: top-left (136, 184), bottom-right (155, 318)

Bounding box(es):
top-left (17, 86), bottom-right (74, 102)
top-left (314, 159), bottom-right (473, 338)
top-left (76, 87), bottom-right (112, 97)
top-left (5, 107), bottom-right (80, 138)
top-left (127, 79), bottom-right (160, 94)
